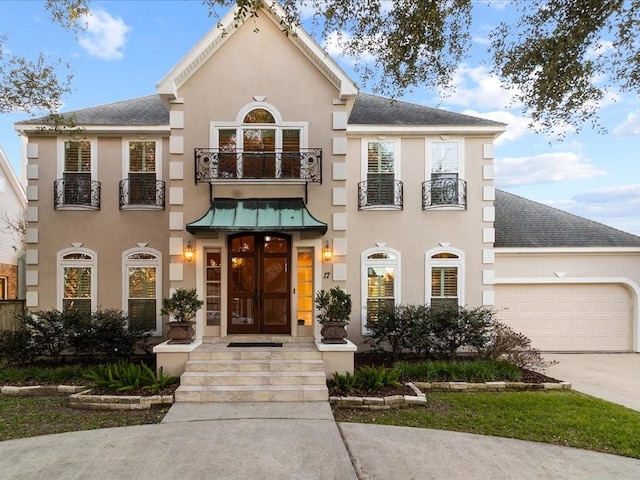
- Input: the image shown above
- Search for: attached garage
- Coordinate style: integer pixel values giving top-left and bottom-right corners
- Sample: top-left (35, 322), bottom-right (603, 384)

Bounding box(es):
top-left (495, 283), bottom-right (633, 352)
top-left (494, 190), bottom-right (640, 353)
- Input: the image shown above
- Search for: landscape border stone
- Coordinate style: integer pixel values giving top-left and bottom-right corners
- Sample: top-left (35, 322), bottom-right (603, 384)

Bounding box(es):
top-left (330, 381), bottom-right (572, 409)
top-left (0, 384), bottom-right (174, 410)
top-left (69, 389), bottom-right (174, 410)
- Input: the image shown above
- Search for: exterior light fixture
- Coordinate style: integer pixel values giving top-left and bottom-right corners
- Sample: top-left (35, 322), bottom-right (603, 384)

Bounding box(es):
top-left (322, 240), bottom-right (333, 263)
top-left (184, 241), bottom-right (194, 263)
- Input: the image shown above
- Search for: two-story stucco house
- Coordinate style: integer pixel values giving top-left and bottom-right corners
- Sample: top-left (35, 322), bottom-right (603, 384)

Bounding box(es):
top-left (14, 3), bottom-right (640, 402)
top-left (0, 145), bottom-right (27, 300)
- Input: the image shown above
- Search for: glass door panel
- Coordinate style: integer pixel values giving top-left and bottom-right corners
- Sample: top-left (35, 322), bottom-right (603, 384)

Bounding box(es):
top-left (227, 233), bottom-right (291, 334)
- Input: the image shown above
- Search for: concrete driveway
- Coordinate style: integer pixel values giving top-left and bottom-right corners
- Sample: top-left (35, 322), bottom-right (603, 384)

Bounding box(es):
top-left (544, 353), bottom-right (640, 412)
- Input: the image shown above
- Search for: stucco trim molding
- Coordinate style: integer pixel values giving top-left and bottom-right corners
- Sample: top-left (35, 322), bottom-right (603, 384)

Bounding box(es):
top-left (494, 276), bottom-right (640, 353)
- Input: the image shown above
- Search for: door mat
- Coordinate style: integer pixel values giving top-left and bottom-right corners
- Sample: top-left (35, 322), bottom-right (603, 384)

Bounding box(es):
top-left (227, 342), bottom-right (283, 348)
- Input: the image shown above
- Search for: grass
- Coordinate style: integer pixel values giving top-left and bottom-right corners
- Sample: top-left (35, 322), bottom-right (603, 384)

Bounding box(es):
top-left (333, 390), bottom-right (640, 459)
top-left (0, 395), bottom-right (170, 441)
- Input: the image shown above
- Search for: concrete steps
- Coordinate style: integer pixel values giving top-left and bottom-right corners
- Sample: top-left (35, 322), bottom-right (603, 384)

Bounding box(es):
top-left (174, 339), bottom-right (329, 402)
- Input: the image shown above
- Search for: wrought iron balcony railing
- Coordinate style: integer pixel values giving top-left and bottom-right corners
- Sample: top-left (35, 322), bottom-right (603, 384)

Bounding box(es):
top-left (422, 175), bottom-right (467, 209)
top-left (119, 177), bottom-right (165, 210)
top-left (54, 176), bottom-right (101, 210)
top-left (194, 149), bottom-right (322, 184)
top-left (358, 179), bottom-right (403, 210)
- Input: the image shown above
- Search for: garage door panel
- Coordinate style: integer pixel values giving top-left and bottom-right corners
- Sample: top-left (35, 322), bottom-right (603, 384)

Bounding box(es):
top-left (496, 284), bottom-right (632, 352)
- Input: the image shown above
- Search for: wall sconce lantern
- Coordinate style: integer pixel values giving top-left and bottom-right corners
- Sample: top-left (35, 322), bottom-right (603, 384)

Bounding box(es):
top-left (322, 240), bottom-right (333, 263)
top-left (184, 241), bottom-right (194, 263)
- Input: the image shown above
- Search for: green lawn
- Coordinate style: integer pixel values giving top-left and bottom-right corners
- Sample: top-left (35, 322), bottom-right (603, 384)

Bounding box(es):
top-left (0, 396), bottom-right (169, 441)
top-left (333, 390), bottom-right (640, 459)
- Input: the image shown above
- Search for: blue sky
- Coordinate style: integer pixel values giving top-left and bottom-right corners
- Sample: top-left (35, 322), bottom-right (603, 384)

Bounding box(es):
top-left (1, 0), bottom-right (639, 235)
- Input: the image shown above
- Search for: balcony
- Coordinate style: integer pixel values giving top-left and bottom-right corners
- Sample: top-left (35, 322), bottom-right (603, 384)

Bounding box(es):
top-left (422, 175), bottom-right (467, 210)
top-left (119, 177), bottom-right (165, 210)
top-left (54, 176), bottom-right (101, 210)
top-left (358, 179), bottom-right (403, 210)
top-left (194, 149), bottom-right (322, 184)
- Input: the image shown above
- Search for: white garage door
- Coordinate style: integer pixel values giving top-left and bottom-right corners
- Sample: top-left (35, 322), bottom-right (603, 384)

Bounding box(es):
top-left (495, 283), bottom-right (633, 352)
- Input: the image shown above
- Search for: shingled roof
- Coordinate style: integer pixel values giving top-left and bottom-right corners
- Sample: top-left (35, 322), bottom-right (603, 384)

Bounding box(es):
top-left (495, 189), bottom-right (640, 248)
top-left (16, 95), bottom-right (168, 127)
top-left (349, 92), bottom-right (505, 127)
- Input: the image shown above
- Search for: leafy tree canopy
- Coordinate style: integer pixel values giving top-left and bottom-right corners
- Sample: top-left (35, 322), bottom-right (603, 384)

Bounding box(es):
top-left (4, 0), bottom-right (640, 134)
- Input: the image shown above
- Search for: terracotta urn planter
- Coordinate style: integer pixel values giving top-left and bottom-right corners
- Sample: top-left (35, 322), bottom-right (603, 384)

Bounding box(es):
top-left (315, 287), bottom-right (352, 344)
top-left (161, 288), bottom-right (204, 345)
top-left (166, 321), bottom-right (196, 344)
top-left (320, 321), bottom-right (348, 344)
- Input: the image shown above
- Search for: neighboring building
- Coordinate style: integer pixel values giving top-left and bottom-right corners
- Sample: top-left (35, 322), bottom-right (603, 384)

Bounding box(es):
top-left (0, 145), bottom-right (27, 300)
top-left (13, 2), bottom-right (640, 386)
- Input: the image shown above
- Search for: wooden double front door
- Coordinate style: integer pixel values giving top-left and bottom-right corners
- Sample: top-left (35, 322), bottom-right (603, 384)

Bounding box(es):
top-left (227, 233), bottom-right (291, 334)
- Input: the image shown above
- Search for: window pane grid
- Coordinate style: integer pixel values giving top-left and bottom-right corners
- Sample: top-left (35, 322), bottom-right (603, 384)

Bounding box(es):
top-left (129, 141), bottom-right (156, 173)
top-left (431, 267), bottom-right (457, 298)
top-left (128, 267), bottom-right (156, 299)
top-left (64, 267), bottom-right (91, 298)
top-left (64, 141), bottom-right (91, 172)
top-left (296, 250), bottom-right (313, 326)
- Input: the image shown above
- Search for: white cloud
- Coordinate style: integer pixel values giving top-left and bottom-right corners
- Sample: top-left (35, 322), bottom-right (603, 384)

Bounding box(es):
top-left (462, 109), bottom-right (530, 145)
top-left (613, 111), bottom-right (640, 137)
top-left (440, 64), bottom-right (521, 110)
top-left (495, 152), bottom-right (606, 187)
top-left (78, 9), bottom-right (131, 60)
top-left (551, 184), bottom-right (640, 235)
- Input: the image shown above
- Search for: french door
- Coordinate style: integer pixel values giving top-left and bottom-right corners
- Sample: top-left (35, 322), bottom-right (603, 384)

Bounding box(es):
top-left (227, 233), bottom-right (291, 334)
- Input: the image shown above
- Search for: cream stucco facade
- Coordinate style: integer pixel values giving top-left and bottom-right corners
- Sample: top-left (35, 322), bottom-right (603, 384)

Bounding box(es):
top-left (15, 1), bottom-right (640, 379)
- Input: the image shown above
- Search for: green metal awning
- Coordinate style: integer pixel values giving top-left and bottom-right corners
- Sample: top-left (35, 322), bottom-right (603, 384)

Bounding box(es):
top-left (186, 198), bottom-right (328, 234)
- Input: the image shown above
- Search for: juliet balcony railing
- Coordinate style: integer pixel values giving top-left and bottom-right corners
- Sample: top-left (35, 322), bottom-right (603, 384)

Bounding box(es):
top-left (358, 179), bottom-right (403, 210)
top-left (194, 149), bottom-right (322, 184)
top-left (54, 176), bottom-right (101, 210)
top-left (422, 175), bottom-right (467, 209)
top-left (119, 177), bottom-right (166, 210)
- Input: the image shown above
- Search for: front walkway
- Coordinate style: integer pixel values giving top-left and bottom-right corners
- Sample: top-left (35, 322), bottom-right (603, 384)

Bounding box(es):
top-left (545, 353), bottom-right (640, 412)
top-left (1, 402), bottom-right (639, 479)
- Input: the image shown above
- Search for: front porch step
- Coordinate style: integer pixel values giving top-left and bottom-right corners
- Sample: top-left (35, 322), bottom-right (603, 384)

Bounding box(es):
top-left (174, 385), bottom-right (328, 403)
top-left (175, 341), bottom-right (329, 403)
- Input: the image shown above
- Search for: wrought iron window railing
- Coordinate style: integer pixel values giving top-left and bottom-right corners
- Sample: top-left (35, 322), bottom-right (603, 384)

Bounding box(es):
top-left (194, 148), bottom-right (322, 183)
top-left (358, 179), bottom-right (403, 210)
top-left (422, 175), bottom-right (467, 209)
top-left (54, 176), bottom-right (101, 210)
top-left (119, 177), bottom-right (165, 209)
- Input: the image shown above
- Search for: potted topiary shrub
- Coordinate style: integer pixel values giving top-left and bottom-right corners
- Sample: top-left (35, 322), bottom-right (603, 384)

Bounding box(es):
top-left (161, 288), bottom-right (204, 344)
top-left (315, 286), bottom-right (352, 344)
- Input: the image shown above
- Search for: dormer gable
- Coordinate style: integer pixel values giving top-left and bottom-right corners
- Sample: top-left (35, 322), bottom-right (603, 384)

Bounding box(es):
top-left (156, 2), bottom-right (357, 100)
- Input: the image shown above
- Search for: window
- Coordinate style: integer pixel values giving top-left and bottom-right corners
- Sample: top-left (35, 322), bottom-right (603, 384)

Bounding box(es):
top-left (58, 248), bottom-right (97, 314)
top-left (426, 140), bottom-right (466, 208)
top-left (0, 177), bottom-right (5, 193)
top-left (426, 248), bottom-right (464, 307)
top-left (296, 249), bottom-right (314, 326)
top-left (206, 251), bottom-right (222, 326)
top-left (64, 140), bottom-right (92, 205)
top-left (359, 140), bottom-right (401, 209)
top-left (126, 140), bottom-right (159, 205)
top-left (361, 247), bottom-right (401, 333)
top-left (0, 277), bottom-right (7, 299)
top-left (210, 102), bottom-right (310, 180)
top-left (123, 248), bottom-right (162, 334)
top-left (55, 139), bottom-right (99, 209)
